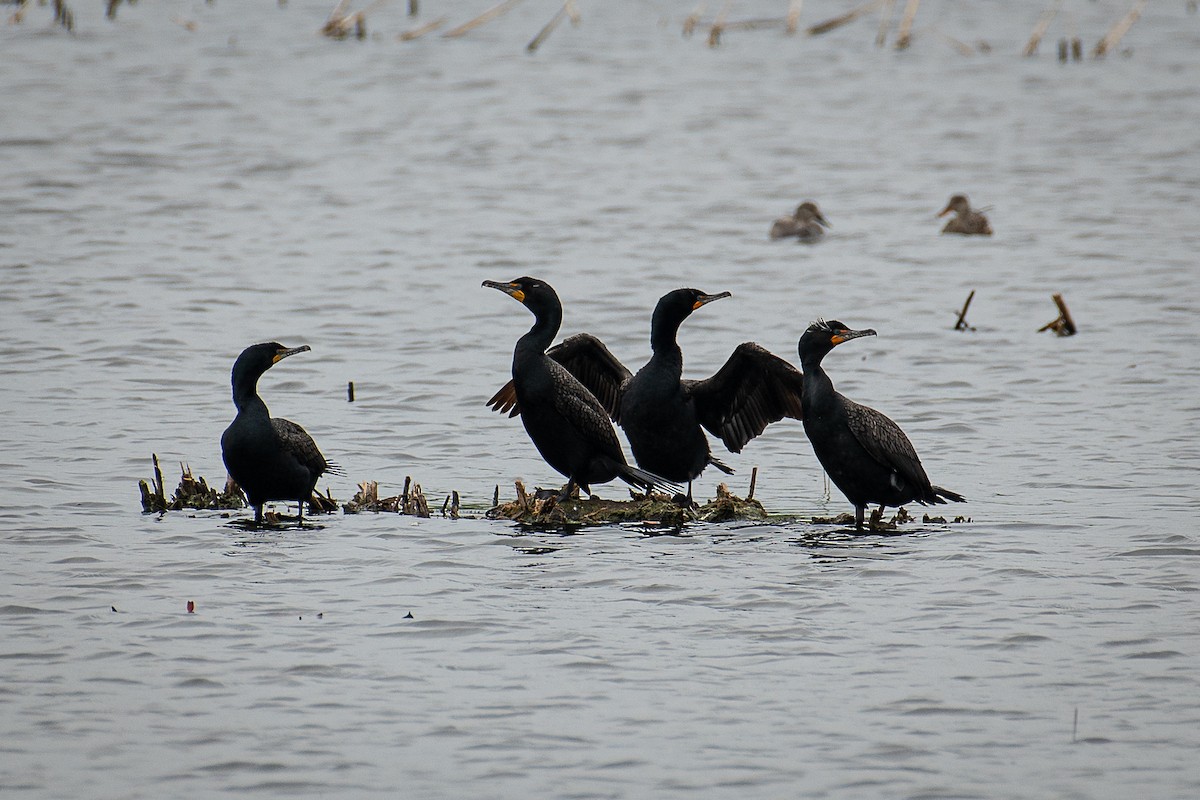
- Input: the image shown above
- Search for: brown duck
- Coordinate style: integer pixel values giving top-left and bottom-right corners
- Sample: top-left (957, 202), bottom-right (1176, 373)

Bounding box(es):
top-left (938, 194), bottom-right (992, 235)
top-left (770, 201), bottom-right (829, 242)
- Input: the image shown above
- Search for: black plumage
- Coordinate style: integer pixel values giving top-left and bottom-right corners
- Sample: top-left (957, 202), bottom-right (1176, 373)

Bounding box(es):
top-left (488, 287), bottom-right (804, 500)
top-left (220, 342), bottom-right (340, 524)
top-left (797, 319), bottom-right (965, 529)
top-left (482, 277), bottom-right (678, 500)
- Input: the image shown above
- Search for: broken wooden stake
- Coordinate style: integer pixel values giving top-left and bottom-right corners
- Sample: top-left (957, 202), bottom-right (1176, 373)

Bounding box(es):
top-left (786, 0), bottom-right (803, 35)
top-left (347, 381), bottom-right (355, 402)
top-left (443, 0), bottom-right (523, 39)
top-left (808, 0), bottom-right (883, 36)
top-left (1022, 0), bottom-right (1061, 57)
top-left (527, 0), bottom-right (579, 53)
top-left (1037, 293), bottom-right (1077, 336)
top-left (398, 17), bottom-right (446, 40)
top-left (707, 1), bottom-right (731, 47)
top-left (747, 466), bottom-right (758, 502)
top-left (1094, 0), bottom-right (1146, 58)
top-left (954, 290), bottom-right (976, 331)
top-left (894, 0), bottom-right (919, 49)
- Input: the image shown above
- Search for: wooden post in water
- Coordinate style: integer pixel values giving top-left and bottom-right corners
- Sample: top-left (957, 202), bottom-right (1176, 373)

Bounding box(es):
top-left (1094, 0), bottom-right (1146, 57)
top-left (1037, 293), bottom-right (1077, 336)
top-left (954, 290), bottom-right (975, 331)
top-left (443, 0), bottom-right (524, 38)
top-left (1022, 0), bottom-right (1060, 57)
top-left (786, 0), bottom-right (803, 34)
top-left (894, 0), bottom-right (919, 49)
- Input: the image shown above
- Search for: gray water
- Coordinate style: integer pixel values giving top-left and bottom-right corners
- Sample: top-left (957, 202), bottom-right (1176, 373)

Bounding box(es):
top-left (3, 1), bottom-right (1200, 797)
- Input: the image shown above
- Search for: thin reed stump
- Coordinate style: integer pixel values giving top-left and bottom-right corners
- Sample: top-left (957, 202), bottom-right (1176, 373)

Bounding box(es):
top-left (876, 0), bottom-right (895, 46)
top-left (807, 0), bottom-right (883, 37)
top-left (707, 0), bottom-right (731, 47)
top-left (1094, 0), bottom-right (1146, 57)
top-left (894, 0), bottom-right (919, 49)
top-left (443, 0), bottom-right (524, 38)
top-left (1037, 293), bottom-right (1077, 336)
top-left (954, 290), bottom-right (976, 331)
top-left (1022, 0), bottom-right (1061, 57)
top-left (747, 466), bottom-right (758, 502)
top-left (682, 3), bottom-right (706, 37)
top-left (399, 17), bottom-right (446, 40)
top-left (786, 0), bottom-right (803, 35)
top-left (527, 0), bottom-right (580, 53)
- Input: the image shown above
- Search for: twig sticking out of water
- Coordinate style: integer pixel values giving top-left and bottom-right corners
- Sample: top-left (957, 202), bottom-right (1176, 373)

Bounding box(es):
top-left (954, 290), bottom-right (976, 331)
top-left (875, 0), bottom-right (895, 46)
top-left (785, 0), bottom-right (803, 35)
top-left (1022, 0), bottom-right (1061, 57)
top-left (443, 0), bottom-right (524, 39)
top-left (808, 0), bottom-right (883, 37)
top-left (894, 0), bottom-right (919, 49)
top-left (1037, 293), bottom-right (1077, 336)
top-left (747, 466), bottom-right (758, 502)
top-left (527, 0), bottom-right (580, 53)
top-left (398, 17), bottom-right (446, 40)
top-left (1093, 0), bottom-right (1146, 58)
top-left (682, 3), bottom-right (705, 37)
top-left (707, 0), bottom-right (731, 47)
top-left (321, 0), bottom-right (368, 40)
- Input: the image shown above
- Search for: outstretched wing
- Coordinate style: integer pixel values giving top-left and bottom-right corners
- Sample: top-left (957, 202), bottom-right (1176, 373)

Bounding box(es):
top-left (840, 398), bottom-right (930, 492)
top-left (685, 342), bottom-right (805, 454)
top-left (272, 417), bottom-right (341, 478)
top-left (486, 333), bottom-right (632, 421)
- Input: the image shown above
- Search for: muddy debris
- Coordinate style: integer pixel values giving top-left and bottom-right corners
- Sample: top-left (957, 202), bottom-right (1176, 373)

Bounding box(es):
top-left (139, 454), bottom-right (246, 513)
top-left (341, 477), bottom-right (459, 518)
top-left (486, 479), bottom-right (768, 527)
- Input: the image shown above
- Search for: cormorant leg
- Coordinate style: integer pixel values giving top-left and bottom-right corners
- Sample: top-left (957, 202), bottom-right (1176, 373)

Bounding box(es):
top-left (687, 481), bottom-right (693, 505)
top-left (254, 504), bottom-right (264, 525)
top-left (855, 505), bottom-right (865, 530)
top-left (557, 480), bottom-right (577, 502)
top-left (297, 500), bottom-right (305, 523)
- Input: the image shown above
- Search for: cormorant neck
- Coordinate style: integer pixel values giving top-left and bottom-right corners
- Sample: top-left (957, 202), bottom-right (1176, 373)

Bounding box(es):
top-left (517, 299), bottom-right (562, 355)
top-left (649, 304), bottom-right (687, 360)
top-left (232, 372), bottom-right (269, 416)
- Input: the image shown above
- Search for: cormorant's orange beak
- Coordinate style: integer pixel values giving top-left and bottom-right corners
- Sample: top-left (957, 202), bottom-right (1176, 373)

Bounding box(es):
top-left (693, 291), bottom-right (732, 310)
top-left (272, 345), bottom-right (311, 363)
top-left (483, 280), bottom-right (525, 304)
top-left (831, 328), bottom-right (876, 345)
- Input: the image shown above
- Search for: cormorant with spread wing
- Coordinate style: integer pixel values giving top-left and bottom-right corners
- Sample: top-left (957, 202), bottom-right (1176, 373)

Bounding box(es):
top-left (482, 277), bottom-right (679, 501)
top-left (488, 287), bottom-right (804, 501)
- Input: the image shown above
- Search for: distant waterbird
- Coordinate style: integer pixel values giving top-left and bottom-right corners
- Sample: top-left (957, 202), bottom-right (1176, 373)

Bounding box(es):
top-left (938, 194), bottom-right (992, 235)
top-left (770, 201), bottom-right (830, 242)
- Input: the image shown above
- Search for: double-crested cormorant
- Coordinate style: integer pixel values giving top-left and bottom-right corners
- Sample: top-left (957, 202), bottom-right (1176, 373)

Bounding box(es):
top-left (938, 194), bottom-right (992, 235)
top-left (488, 288), bottom-right (805, 502)
top-left (797, 320), bottom-right (965, 529)
top-left (770, 201), bottom-right (830, 242)
top-left (482, 277), bottom-right (678, 500)
top-left (221, 342), bottom-right (340, 524)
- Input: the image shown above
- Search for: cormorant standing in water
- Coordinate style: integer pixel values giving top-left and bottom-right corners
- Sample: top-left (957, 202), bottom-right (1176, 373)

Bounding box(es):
top-left (797, 320), bottom-right (965, 529)
top-left (487, 288), bottom-right (805, 502)
top-left (483, 277), bottom-right (678, 500)
top-left (221, 342), bottom-right (340, 524)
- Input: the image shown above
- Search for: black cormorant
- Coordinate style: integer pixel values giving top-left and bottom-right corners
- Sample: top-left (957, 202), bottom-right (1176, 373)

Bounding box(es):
top-left (797, 320), bottom-right (965, 529)
top-left (770, 201), bottom-right (830, 242)
top-left (487, 287), bottom-right (805, 502)
top-left (221, 342), bottom-right (340, 524)
top-left (482, 277), bottom-right (679, 500)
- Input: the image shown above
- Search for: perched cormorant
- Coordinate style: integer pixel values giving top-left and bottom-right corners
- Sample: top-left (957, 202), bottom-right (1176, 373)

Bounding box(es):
top-left (221, 342), bottom-right (340, 524)
top-left (770, 201), bottom-right (830, 242)
top-left (482, 277), bottom-right (679, 500)
top-left (797, 320), bottom-right (965, 529)
top-left (487, 288), bottom-right (805, 502)
top-left (938, 194), bottom-right (992, 235)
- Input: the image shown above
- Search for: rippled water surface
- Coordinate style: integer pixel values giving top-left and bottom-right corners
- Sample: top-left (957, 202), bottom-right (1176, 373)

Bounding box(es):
top-left (3, 1), bottom-right (1200, 797)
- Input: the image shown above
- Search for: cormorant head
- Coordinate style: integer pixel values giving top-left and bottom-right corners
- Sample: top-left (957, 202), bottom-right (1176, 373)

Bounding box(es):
top-left (230, 342), bottom-right (310, 395)
top-left (798, 319), bottom-right (876, 362)
top-left (650, 288), bottom-right (731, 342)
top-left (794, 201), bottom-right (830, 228)
top-left (938, 194), bottom-right (970, 217)
top-left (482, 276), bottom-right (561, 317)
